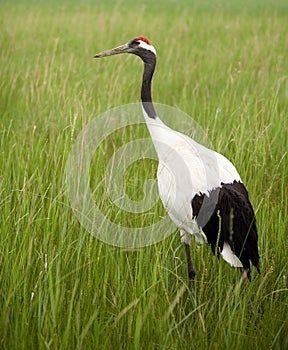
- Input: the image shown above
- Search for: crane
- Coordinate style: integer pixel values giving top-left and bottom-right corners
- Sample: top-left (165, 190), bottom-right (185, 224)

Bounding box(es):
top-left (94, 36), bottom-right (260, 293)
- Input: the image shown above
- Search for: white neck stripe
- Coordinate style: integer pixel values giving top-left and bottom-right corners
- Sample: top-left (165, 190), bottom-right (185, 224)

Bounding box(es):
top-left (138, 40), bottom-right (157, 56)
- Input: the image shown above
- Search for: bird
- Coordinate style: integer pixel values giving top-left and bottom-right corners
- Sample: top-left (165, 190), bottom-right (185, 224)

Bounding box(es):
top-left (94, 36), bottom-right (260, 294)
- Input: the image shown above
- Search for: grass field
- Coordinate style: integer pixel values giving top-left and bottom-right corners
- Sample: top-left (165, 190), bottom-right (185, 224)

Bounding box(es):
top-left (1, 0), bottom-right (288, 349)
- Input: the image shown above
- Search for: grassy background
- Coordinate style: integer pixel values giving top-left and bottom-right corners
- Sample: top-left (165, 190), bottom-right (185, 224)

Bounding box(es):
top-left (1, 0), bottom-right (288, 349)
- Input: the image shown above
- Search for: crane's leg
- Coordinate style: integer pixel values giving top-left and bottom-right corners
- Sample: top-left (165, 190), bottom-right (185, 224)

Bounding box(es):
top-left (184, 243), bottom-right (196, 296)
top-left (240, 267), bottom-right (255, 312)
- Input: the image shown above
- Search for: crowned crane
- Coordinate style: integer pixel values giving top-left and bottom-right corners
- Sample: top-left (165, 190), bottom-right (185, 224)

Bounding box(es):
top-left (94, 37), bottom-right (260, 293)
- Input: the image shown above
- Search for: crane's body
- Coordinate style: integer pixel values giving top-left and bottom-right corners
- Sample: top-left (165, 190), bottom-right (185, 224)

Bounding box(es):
top-left (94, 37), bottom-right (260, 290)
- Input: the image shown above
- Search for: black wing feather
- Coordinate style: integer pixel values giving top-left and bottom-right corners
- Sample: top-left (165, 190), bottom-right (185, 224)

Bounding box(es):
top-left (192, 181), bottom-right (260, 273)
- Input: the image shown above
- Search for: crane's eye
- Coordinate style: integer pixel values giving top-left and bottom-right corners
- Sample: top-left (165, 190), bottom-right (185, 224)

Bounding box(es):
top-left (129, 39), bottom-right (140, 47)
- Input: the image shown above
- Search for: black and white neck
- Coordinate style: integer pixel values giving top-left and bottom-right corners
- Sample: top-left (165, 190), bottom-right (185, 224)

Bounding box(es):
top-left (128, 37), bottom-right (157, 119)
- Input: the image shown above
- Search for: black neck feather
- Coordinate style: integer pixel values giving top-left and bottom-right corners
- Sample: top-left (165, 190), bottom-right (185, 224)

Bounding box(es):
top-left (135, 49), bottom-right (157, 119)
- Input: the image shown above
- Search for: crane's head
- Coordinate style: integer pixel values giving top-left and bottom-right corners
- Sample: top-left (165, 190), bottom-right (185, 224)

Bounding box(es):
top-left (94, 36), bottom-right (156, 62)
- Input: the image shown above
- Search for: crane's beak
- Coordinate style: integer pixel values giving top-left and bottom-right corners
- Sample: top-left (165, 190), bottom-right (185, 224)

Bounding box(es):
top-left (94, 43), bottom-right (130, 58)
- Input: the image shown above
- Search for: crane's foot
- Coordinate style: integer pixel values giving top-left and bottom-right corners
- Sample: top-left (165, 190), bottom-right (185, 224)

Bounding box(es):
top-left (184, 243), bottom-right (196, 298)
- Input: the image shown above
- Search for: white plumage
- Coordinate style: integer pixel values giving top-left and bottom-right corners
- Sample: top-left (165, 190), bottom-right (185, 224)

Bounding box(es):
top-left (143, 107), bottom-right (243, 267)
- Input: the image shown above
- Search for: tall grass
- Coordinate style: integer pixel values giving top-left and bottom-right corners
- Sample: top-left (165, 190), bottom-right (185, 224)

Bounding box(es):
top-left (1, 0), bottom-right (287, 349)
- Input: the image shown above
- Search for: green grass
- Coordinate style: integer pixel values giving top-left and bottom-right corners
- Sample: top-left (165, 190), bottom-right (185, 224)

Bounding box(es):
top-left (1, 0), bottom-right (288, 349)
